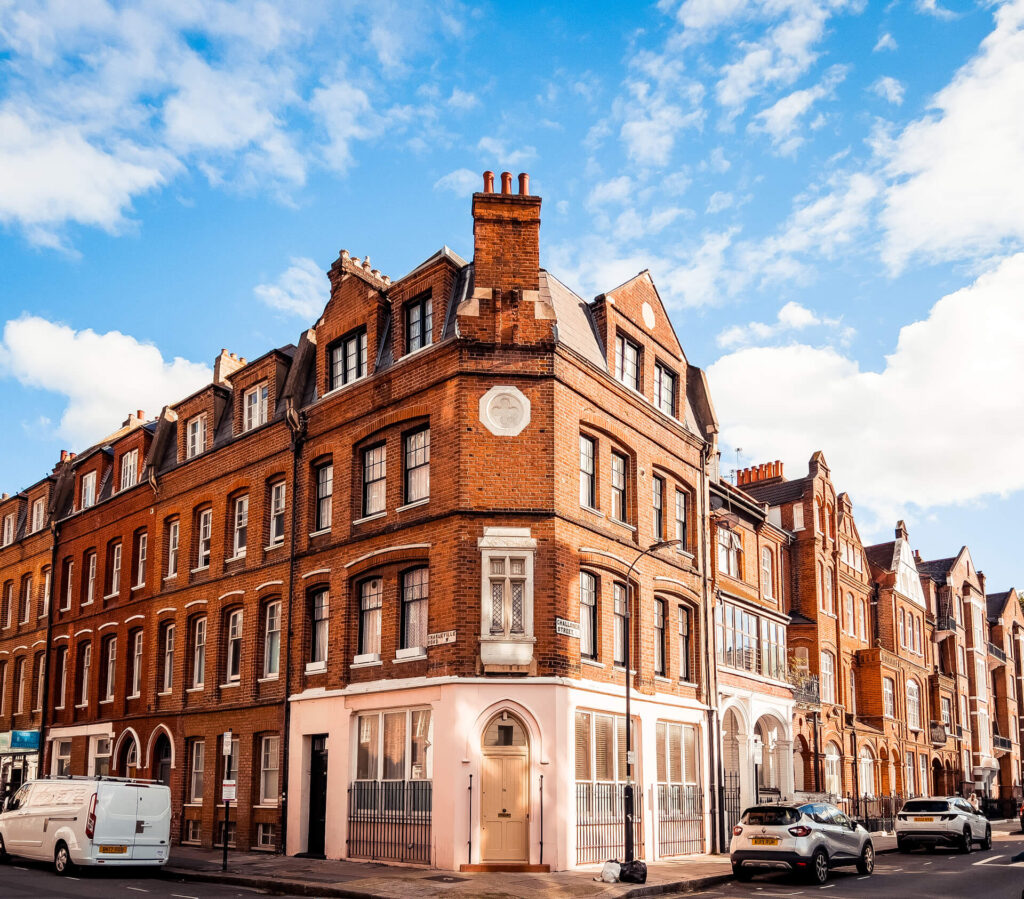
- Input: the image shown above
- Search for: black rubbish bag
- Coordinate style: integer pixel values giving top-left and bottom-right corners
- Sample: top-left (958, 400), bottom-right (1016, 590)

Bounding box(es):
top-left (618, 859), bottom-right (648, 884)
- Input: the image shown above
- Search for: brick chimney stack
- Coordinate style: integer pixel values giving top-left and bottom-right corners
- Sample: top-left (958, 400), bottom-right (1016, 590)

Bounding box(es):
top-left (736, 460), bottom-right (784, 487)
top-left (214, 349), bottom-right (247, 385)
top-left (472, 170), bottom-right (541, 294)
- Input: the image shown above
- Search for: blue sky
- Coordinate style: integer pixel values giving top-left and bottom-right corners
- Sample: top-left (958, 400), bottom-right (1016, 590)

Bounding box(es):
top-left (1, 0), bottom-right (1023, 590)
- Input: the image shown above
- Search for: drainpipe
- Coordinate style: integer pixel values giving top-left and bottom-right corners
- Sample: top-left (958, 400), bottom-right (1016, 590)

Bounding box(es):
top-left (279, 407), bottom-right (306, 855)
top-left (38, 515), bottom-right (61, 778)
top-left (699, 441), bottom-right (721, 853)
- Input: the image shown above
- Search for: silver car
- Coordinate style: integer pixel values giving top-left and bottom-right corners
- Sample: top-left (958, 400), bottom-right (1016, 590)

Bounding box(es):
top-left (730, 802), bottom-right (875, 885)
top-left (895, 796), bottom-right (992, 851)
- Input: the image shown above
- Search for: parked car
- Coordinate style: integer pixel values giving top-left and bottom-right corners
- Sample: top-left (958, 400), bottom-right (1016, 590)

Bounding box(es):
top-left (0, 777), bottom-right (171, 874)
top-left (895, 796), bottom-right (991, 852)
top-left (730, 802), bottom-right (874, 884)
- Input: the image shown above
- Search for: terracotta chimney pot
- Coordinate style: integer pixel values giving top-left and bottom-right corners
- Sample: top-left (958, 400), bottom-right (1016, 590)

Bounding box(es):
top-left (500, 171), bottom-right (513, 194)
top-left (483, 171), bottom-right (495, 192)
top-left (518, 173), bottom-right (530, 195)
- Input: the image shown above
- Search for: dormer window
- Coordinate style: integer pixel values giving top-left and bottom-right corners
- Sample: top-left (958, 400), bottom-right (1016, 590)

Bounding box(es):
top-left (30, 498), bottom-right (45, 534)
top-left (614, 334), bottom-right (641, 391)
top-left (654, 363), bottom-right (676, 417)
top-left (187, 414), bottom-right (207, 457)
top-left (81, 471), bottom-right (96, 509)
top-left (2, 513), bottom-right (14, 546)
top-left (329, 328), bottom-right (367, 391)
top-left (405, 294), bottom-right (433, 354)
top-left (244, 383), bottom-right (269, 431)
top-left (120, 449), bottom-right (138, 491)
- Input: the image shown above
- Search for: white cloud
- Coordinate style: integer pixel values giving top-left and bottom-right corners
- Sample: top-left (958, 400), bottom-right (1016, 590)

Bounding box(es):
top-left (716, 300), bottom-right (846, 346)
top-left (0, 315), bottom-right (211, 451)
top-left (310, 79), bottom-right (387, 174)
top-left (254, 257), bottom-right (327, 319)
top-left (588, 176), bottom-right (634, 208)
top-left (878, 0), bottom-right (1024, 272)
top-left (870, 75), bottom-right (905, 105)
top-left (0, 108), bottom-right (174, 247)
top-left (447, 87), bottom-right (479, 110)
top-left (476, 136), bottom-right (536, 167)
top-left (433, 168), bottom-right (480, 196)
top-left (706, 191), bottom-right (734, 213)
top-left (874, 32), bottom-right (898, 51)
top-left (749, 65), bottom-right (845, 154)
top-left (916, 0), bottom-right (956, 20)
top-left (708, 253), bottom-right (1024, 519)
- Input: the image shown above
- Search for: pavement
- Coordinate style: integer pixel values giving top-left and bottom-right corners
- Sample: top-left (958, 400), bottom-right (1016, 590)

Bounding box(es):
top-left (159, 835), bottom-right (899, 898)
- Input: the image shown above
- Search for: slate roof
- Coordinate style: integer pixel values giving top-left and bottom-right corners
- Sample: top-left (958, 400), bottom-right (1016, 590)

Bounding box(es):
top-left (741, 477), bottom-right (809, 506)
top-left (542, 270), bottom-right (607, 371)
top-left (916, 556), bottom-right (956, 583)
top-left (864, 541), bottom-right (895, 571)
top-left (987, 591), bottom-right (1011, 620)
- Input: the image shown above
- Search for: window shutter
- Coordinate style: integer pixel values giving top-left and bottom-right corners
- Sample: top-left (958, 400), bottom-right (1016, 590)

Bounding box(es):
top-left (575, 712), bottom-right (591, 781)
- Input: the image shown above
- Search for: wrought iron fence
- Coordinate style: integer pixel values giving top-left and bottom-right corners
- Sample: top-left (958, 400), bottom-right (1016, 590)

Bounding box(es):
top-left (657, 783), bottom-right (704, 856)
top-left (993, 734), bottom-right (1012, 751)
top-left (347, 780), bottom-right (432, 864)
top-left (843, 793), bottom-right (904, 832)
top-left (980, 795), bottom-right (1019, 820)
top-left (575, 782), bottom-right (644, 865)
top-left (721, 772), bottom-right (742, 841)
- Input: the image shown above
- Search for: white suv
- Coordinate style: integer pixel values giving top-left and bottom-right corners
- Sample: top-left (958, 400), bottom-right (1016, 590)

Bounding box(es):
top-left (895, 797), bottom-right (991, 852)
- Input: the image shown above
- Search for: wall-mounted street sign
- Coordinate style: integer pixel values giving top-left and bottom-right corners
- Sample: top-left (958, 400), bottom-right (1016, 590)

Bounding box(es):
top-left (221, 780), bottom-right (236, 802)
top-left (555, 617), bottom-right (581, 639)
top-left (426, 630), bottom-right (456, 646)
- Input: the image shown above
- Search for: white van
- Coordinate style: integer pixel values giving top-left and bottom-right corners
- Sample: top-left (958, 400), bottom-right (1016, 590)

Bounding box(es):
top-left (0, 777), bottom-right (171, 873)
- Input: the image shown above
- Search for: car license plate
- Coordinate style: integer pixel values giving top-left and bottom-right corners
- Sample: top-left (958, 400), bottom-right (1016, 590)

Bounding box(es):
top-left (99, 845), bottom-right (127, 854)
top-left (752, 837), bottom-right (779, 846)
top-left (914, 817), bottom-right (934, 822)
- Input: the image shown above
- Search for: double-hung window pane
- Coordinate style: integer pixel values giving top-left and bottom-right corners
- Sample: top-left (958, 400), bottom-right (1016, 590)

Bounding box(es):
top-left (580, 572), bottom-right (597, 659)
top-left (136, 532), bottom-right (147, 586)
top-left (260, 736), bottom-right (280, 804)
top-left (187, 415), bottom-right (205, 457)
top-left (652, 475), bottom-right (664, 538)
top-left (331, 330), bottom-right (367, 390)
top-left (614, 335), bottom-right (640, 390)
top-left (579, 435), bottom-right (595, 508)
top-left (190, 741), bottom-right (205, 802)
top-left (678, 607), bottom-right (690, 681)
top-left (167, 522), bottom-right (179, 577)
top-left (654, 363), bottom-right (675, 416)
top-left (269, 482), bottom-right (286, 544)
top-left (654, 599), bottom-right (665, 676)
top-left (197, 510), bottom-right (212, 568)
top-left (245, 384), bottom-right (268, 431)
top-left (110, 544), bottom-right (121, 593)
top-left (675, 491), bottom-right (686, 548)
top-left (193, 618), bottom-right (206, 687)
top-left (402, 568), bottom-right (428, 650)
top-left (404, 428), bottom-right (430, 504)
top-left (363, 445), bottom-right (386, 516)
top-left (264, 602), bottom-right (281, 676)
top-left (315, 464), bottom-right (333, 531)
top-left (130, 631), bottom-right (142, 695)
top-left (360, 579), bottom-right (382, 656)
top-left (406, 296), bottom-right (433, 353)
top-left (233, 496), bottom-right (248, 557)
top-left (310, 590), bottom-right (329, 663)
top-left (611, 453), bottom-right (627, 522)
top-left (162, 624), bottom-right (174, 691)
top-left (613, 583), bottom-right (627, 666)
top-left (226, 610), bottom-right (242, 681)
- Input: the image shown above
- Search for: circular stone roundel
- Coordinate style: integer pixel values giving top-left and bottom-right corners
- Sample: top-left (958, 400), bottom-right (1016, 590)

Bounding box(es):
top-left (479, 385), bottom-right (531, 437)
top-left (641, 301), bottom-right (656, 329)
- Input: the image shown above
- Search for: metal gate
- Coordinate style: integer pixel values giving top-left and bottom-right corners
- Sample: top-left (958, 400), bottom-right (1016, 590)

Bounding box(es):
top-left (722, 772), bottom-right (742, 842)
top-left (575, 782), bottom-right (645, 864)
top-left (657, 783), bottom-right (704, 856)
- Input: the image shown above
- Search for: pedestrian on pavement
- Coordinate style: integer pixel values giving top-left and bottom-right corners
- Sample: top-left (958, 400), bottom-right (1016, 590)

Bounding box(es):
top-left (969, 792), bottom-right (980, 812)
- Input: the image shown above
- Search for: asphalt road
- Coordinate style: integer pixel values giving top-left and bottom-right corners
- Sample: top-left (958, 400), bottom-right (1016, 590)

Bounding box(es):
top-left (0, 861), bottom-right (276, 898)
top-left (694, 822), bottom-right (1024, 899)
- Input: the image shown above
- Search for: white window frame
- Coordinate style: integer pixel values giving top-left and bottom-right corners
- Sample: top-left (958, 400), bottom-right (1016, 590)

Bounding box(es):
top-left (232, 495), bottom-right (248, 558)
top-left (225, 609), bottom-right (243, 683)
top-left (653, 362), bottom-right (675, 417)
top-left (120, 449), bottom-right (138, 491)
top-left (167, 520), bottom-right (179, 577)
top-left (162, 623), bottom-right (175, 692)
top-left (883, 677), bottom-right (895, 717)
top-left (1, 513), bottom-right (13, 546)
top-left (269, 482), bottom-right (286, 546)
top-left (20, 576), bottom-right (32, 623)
top-left (62, 560), bottom-right (74, 611)
top-left (129, 630), bottom-right (143, 697)
top-left (820, 651), bottom-right (835, 703)
top-left (196, 509), bottom-right (212, 569)
top-left (310, 589), bottom-right (330, 664)
top-left (192, 617), bottom-right (206, 688)
top-left (187, 414), bottom-right (206, 458)
top-left (81, 471), bottom-right (96, 510)
top-left (263, 601), bottom-right (281, 677)
top-left (315, 463), bottom-right (333, 531)
top-left (478, 528), bottom-right (537, 666)
top-left (189, 739), bottom-right (205, 803)
top-left (110, 542), bottom-right (121, 595)
top-left (135, 531), bottom-right (147, 587)
top-left (78, 643), bottom-right (92, 706)
top-left (761, 547), bottom-right (774, 599)
top-left (31, 497), bottom-right (45, 534)
top-left (244, 382), bottom-right (269, 432)
top-left (102, 636), bottom-right (116, 702)
top-left (353, 707), bottom-right (433, 783)
top-left (614, 333), bottom-right (641, 391)
top-left (907, 679), bottom-right (921, 730)
top-left (86, 552), bottom-right (97, 604)
top-left (357, 578), bottom-right (382, 661)
top-left (259, 735), bottom-right (280, 805)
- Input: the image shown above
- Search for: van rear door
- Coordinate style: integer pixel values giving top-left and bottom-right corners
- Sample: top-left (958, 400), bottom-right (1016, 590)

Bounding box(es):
top-left (91, 782), bottom-right (136, 859)
top-left (132, 785), bottom-right (171, 861)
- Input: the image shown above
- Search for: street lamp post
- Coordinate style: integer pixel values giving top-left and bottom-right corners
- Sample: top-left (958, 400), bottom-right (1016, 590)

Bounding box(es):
top-left (623, 538), bottom-right (681, 865)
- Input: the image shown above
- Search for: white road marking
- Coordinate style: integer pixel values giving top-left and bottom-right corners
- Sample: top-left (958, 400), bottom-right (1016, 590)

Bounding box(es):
top-left (971, 854), bottom-right (1004, 865)
top-left (924, 860), bottom-right (932, 865)
top-left (171, 894), bottom-right (198, 899)
top-left (858, 875), bottom-right (870, 880)
top-left (818, 885), bottom-right (834, 890)
top-left (125, 888), bottom-right (149, 893)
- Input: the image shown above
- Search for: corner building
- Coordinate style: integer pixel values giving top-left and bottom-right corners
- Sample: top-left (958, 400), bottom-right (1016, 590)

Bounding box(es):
top-left (16, 172), bottom-right (719, 870)
top-left (285, 174), bottom-right (719, 869)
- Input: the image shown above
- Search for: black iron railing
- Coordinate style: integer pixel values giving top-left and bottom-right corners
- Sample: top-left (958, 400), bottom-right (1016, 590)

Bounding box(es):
top-left (844, 793), bottom-right (904, 832)
top-left (347, 780), bottom-right (432, 864)
top-left (656, 784), bottom-right (704, 856)
top-left (935, 615), bottom-right (959, 634)
top-left (575, 782), bottom-right (644, 864)
top-left (993, 734), bottom-right (1012, 751)
top-left (989, 642), bottom-right (1007, 664)
top-left (721, 771), bottom-right (742, 840)
top-left (790, 674), bottom-right (820, 706)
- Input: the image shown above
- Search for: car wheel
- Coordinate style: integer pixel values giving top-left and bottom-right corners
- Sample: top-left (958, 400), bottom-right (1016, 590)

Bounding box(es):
top-left (808, 848), bottom-right (829, 885)
top-left (54, 841), bottom-right (73, 875)
top-left (981, 825), bottom-right (992, 850)
top-left (961, 827), bottom-right (973, 854)
top-left (857, 841), bottom-right (875, 875)
top-left (732, 864), bottom-right (754, 882)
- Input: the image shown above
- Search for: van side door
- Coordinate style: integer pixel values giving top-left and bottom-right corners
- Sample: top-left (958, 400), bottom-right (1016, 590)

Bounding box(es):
top-left (1, 784), bottom-right (32, 851)
top-left (132, 785), bottom-right (171, 861)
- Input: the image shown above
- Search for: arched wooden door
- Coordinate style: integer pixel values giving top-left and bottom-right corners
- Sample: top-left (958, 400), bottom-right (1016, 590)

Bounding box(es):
top-left (480, 713), bottom-right (530, 863)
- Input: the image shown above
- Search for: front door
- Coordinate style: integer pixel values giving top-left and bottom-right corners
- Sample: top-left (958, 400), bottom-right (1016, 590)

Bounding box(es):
top-left (306, 735), bottom-right (328, 857)
top-left (480, 714), bottom-right (529, 863)
top-left (154, 735), bottom-right (172, 787)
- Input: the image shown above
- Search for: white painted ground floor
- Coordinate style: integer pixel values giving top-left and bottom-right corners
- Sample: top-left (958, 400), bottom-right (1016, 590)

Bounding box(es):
top-left (286, 675), bottom-right (711, 871)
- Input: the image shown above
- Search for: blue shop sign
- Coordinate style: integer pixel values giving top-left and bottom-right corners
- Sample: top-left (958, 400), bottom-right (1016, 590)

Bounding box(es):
top-left (11, 730), bottom-right (39, 750)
